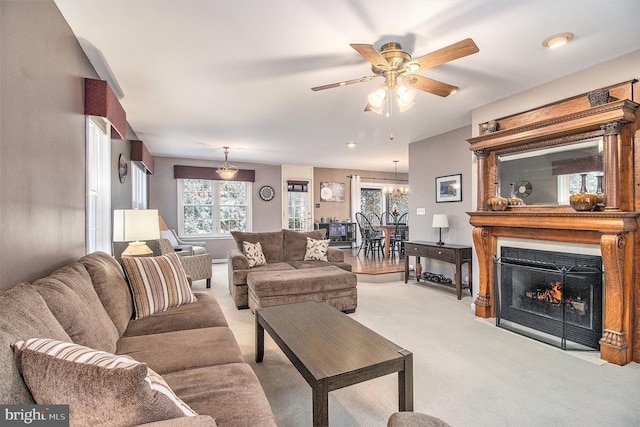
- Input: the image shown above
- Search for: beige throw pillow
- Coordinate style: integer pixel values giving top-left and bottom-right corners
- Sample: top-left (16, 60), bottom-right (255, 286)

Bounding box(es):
top-left (304, 237), bottom-right (330, 261)
top-left (121, 253), bottom-right (197, 320)
top-left (243, 241), bottom-right (267, 267)
top-left (13, 338), bottom-right (196, 427)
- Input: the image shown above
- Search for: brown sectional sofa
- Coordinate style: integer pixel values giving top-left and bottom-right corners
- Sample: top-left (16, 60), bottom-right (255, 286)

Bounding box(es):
top-left (0, 251), bottom-right (276, 427)
top-left (227, 229), bottom-right (355, 310)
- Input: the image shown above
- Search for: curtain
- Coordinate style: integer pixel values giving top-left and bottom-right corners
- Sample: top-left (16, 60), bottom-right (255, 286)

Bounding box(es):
top-left (350, 175), bottom-right (361, 247)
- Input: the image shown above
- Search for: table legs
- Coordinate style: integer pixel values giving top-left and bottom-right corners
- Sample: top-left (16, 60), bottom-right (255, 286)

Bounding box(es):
top-left (312, 381), bottom-right (329, 427)
top-left (255, 311), bottom-right (264, 363)
top-left (398, 349), bottom-right (414, 411)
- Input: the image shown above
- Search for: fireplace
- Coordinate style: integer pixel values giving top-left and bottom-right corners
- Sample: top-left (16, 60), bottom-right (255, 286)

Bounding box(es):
top-left (495, 245), bottom-right (603, 350)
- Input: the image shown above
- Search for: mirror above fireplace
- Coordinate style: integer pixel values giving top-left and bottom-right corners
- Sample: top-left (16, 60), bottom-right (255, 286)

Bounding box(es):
top-left (497, 137), bottom-right (603, 206)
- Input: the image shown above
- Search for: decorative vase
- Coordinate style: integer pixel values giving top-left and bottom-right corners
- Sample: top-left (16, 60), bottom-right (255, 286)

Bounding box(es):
top-left (595, 174), bottom-right (606, 211)
top-left (507, 182), bottom-right (524, 206)
top-left (569, 173), bottom-right (598, 211)
top-left (487, 182), bottom-right (508, 211)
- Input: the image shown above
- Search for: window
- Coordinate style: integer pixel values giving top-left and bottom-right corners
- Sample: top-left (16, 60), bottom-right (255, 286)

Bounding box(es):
top-left (287, 180), bottom-right (310, 231)
top-left (178, 179), bottom-right (252, 237)
top-left (131, 163), bottom-right (147, 209)
top-left (86, 117), bottom-right (111, 253)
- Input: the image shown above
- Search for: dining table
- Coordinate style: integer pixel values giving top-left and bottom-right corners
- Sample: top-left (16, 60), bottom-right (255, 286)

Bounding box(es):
top-left (373, 223), bottom-right (401, 258)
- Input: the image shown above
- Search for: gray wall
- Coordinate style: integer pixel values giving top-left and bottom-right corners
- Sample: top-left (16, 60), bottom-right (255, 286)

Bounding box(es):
top-left (0, 0), bottom-right (99, 288)
top-left (408, 126), bottom-right (474, 283)
top-left (149, 156), bottom-right (282, 260)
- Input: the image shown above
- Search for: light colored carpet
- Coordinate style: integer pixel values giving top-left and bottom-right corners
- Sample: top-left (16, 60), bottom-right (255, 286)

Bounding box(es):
top-left (196, 265), bottom-right (640, 426)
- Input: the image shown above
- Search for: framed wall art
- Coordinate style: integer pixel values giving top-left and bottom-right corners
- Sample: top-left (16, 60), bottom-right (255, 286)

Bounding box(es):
top-left (320, 182), bottom-right (345, 202)
top-left (436, 174), bottom-right (462, 203)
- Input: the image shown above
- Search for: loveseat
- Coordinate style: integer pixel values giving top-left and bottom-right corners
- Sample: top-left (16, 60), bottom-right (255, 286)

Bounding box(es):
top-left (227, 229), bottom-right (354, 310)
top-left (0, 251), bottom-right (276, 427)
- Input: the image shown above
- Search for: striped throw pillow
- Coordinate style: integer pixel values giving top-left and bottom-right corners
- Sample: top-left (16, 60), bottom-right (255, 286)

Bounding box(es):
top-left (121, 253), bottom-right (197, 319)
top-left (13, 338), bottom-right (196, 426)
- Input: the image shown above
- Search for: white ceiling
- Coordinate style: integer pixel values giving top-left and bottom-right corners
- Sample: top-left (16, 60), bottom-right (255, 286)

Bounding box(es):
top-left (54, 0), bottom-right (640, 174)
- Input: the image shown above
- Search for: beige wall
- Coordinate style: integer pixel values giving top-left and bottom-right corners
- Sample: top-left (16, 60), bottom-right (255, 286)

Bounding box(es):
top-left (0, 0), bottom-right (100, 288)
top-left (149, 156), bottom-right (282, 260)
top-left (408, 126), bottom-right (474, 282)
top-left (313, 167), bottom-right (408, 223)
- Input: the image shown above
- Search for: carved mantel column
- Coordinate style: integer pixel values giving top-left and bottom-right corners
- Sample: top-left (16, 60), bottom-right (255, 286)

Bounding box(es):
top-left (602, 121), bottom-right (624, 211)
top-left (472, 226), bottom-right (493, 317)
top-left (599, 233), bottom-right (629, 365)
top-left (474, 150), bottom-right (489, 211)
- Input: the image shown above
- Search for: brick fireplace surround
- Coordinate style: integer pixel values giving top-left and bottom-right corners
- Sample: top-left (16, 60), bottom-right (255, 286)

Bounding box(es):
top-left (468, 80), bottom-right (640, 365)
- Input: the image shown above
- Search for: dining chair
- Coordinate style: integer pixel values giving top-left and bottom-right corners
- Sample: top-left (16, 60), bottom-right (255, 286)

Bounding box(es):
top-left (355, 212), bottom-right (383, 257)
top-left (390, 212), bottom-right (409, 257)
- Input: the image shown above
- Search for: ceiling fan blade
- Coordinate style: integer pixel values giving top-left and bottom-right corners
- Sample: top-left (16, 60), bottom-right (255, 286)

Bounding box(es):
top-left (350, 43), bottom-right (390, 70)
top-left (402, 74), bottom-right (459, 97)
top-left (406, 38), bottom-right (479, 72)
top-left (311, 75), bottom-right (376, 91)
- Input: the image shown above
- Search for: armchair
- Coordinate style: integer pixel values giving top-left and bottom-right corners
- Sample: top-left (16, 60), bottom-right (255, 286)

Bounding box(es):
top-left (159, 229), bottom-right (207, 256)
top-left (113, 239), bottom-right (212, 288)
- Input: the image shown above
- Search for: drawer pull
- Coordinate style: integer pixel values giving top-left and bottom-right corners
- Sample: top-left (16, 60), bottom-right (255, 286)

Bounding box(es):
top-left (438, 251), bottom-right (442, 255)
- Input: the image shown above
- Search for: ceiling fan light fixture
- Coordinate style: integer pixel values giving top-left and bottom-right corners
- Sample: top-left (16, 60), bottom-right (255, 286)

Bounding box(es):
top-left (397, 85), bottom-right (416, 106)
top-left (368, 85), bottom-right (388, 108)
top-left (216, 146), bottom-right (239, 180)
top-left (406, 62), bottom-right (420, 72)
top-left (542, 32), bottom-right (574, 48)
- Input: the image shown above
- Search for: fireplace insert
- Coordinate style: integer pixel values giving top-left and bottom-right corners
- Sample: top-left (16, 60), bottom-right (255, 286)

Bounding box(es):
top-left (495, 247), bottom-right (602, 350)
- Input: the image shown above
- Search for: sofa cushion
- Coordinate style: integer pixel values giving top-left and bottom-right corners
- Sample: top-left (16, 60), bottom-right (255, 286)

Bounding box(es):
top-left (287, 260), bottom-right (352, 272)
top-left (282, 229), bottom-right (326, 261)
top-left (134, 415), bottom-right (218, 426)
top-left (13, 338), bottom-right (196, 427)
top-left (231, 231), bottom-right (283, 263)
top-left (304, 237), bottom-right (330, 261)
top-left (117, 327), bottom-right (244, 375)
top-left (243, 241), bottom-right (267, 267)
top-left (78, 251), bottom-right (133, 336)
top-left (123, 291), bottom-right (228, 337)
top-left (121, 254), bottom-right (197, 320)
top-left (164, 363), bottom-right (277, 427)
top-left (33, 262), bottom-right (120, 353)
top-left (247, 266), bottom-right (357, 297)
top-left (0, 282), bottom-right (72, 404)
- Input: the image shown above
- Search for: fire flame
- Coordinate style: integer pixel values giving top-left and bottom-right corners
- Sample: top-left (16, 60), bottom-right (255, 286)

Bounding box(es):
top-left (535, 281), bottom-right (562, 304)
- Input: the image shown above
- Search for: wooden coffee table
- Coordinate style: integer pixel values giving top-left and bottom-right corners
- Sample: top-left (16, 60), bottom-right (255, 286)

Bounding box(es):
top-left (255, 300), bottom-right (413, 426)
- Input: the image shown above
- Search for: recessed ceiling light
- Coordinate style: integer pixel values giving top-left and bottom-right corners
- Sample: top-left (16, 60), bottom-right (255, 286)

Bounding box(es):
top-left (346, 141), bottom-right (357, 148)
top-left (542, 32), bottom-right (574, 48)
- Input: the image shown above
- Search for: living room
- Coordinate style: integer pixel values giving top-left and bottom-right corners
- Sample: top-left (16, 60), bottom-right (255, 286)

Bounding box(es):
top-left (3, 1), bottom-right (640, 426)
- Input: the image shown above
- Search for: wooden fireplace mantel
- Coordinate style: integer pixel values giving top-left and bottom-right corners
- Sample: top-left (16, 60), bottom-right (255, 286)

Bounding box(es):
top-left (467, 80), bottom-right (640, 365)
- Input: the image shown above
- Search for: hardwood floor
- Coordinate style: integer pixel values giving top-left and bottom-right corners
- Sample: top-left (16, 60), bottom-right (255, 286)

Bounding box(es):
top-left (340, 247), bottom-right (405, 275)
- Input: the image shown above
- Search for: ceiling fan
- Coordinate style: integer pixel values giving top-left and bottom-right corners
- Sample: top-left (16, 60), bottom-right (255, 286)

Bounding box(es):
top-left (311, 38), bottom-right (479, 113)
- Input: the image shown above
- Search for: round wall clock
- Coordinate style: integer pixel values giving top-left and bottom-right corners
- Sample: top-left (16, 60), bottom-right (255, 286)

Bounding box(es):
top-left (259, 185), bottom-right (275, 201)
top-left (118, 154), bottom-right (128, 184)
top-left (515, 180), bottom-right (533, 198)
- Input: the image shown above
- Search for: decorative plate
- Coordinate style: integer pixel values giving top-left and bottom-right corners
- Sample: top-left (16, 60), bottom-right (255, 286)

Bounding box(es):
top-left (515, 180), bottom-right (532, 198)
top-left (259, 185), bottom-right (275, 201)
top-left (118, 154), bottom-right (128, 184)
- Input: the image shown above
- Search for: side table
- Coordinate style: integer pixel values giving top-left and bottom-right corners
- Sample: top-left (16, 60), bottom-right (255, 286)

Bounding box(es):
top-left (404, 241), bottom-right (472, 300)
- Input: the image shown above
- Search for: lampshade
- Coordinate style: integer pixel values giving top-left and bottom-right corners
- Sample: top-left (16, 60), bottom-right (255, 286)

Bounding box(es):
top-left (368, 85), bottom-right (388, 109)
top-left (432, 214), bottom-right (449, 229)
top-left (113, 209), bottom-right (160, 256)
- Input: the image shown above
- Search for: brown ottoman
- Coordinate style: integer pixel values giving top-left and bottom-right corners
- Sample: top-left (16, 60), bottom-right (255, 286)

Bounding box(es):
top-left (247, 266), bottom-right (357, 313)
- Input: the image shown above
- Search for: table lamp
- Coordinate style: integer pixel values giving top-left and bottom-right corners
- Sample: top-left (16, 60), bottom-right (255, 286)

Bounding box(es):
top-left (113, 209), bottom-right (160, 256)
top-left (432, 214), bottom-right (449, 246)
